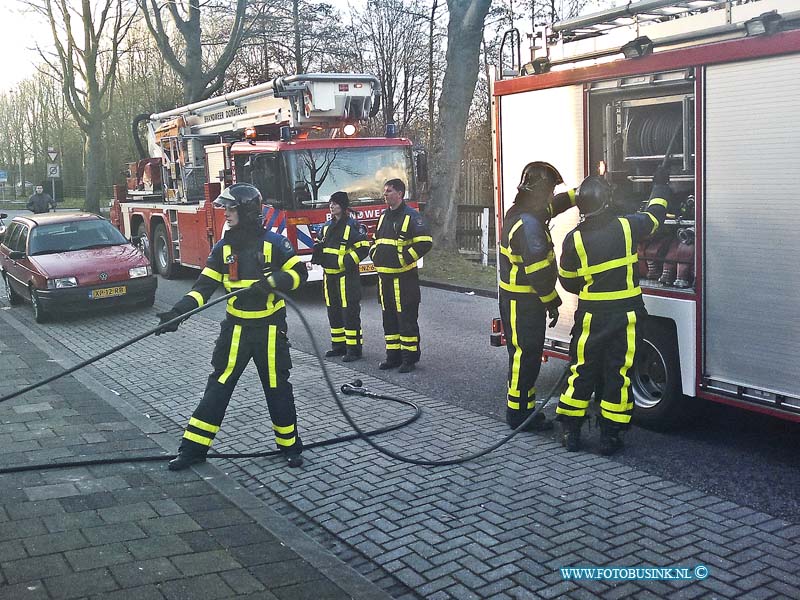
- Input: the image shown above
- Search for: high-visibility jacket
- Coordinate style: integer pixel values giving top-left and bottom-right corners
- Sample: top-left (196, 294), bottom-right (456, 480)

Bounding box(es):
top-left (558, 185), bottom-right (669, 312)
top-left (318, 215), bottom-right (370, 274)
top-left (498, 189), bottom-right (577, 303)
top-left (370, 203), bottom-right (432, 274)
top-left (173, 229), bottom-right (307, 324)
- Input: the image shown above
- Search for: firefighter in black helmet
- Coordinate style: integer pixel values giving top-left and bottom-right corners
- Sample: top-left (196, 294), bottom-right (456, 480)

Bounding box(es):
top-left (498, 161), bottom-right (578, 432)
top-left (556, 169), bottom-right (670, 454)
top-left (312, 191), bottom-right (371, 361)
top-left (155, 183), bottom-right (308, 470)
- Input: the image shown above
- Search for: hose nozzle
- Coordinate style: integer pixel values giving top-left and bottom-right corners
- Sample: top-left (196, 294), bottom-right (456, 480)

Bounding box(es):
top-left (340, 380), bottom-right (365, 395)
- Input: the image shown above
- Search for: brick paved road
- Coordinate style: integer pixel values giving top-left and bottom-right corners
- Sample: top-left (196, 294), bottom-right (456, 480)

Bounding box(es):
top-left (2, 302), bottom-right (798, 599)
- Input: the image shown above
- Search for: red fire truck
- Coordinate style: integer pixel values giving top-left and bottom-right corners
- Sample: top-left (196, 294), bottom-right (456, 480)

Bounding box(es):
top-left (112, 73), bottom-right (425, 281)
top-left (491, 0), bottom-right (800, 427)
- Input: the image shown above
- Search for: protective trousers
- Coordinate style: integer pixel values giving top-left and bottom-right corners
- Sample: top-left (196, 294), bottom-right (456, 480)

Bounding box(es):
top-left (556, 309), bottom-right (643, 429)
top-left (499, 293), bottom-right (547, 427)
top-left (378, 271), bottom-right (421, 364)
top-left (323, 271), bottom-right (363, 353)
top-left (178, 319), bottom-right (301, 457)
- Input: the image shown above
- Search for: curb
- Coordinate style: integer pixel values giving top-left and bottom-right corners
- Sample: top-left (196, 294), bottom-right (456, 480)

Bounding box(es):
top-left (419, 279), bottom-right (497, 299)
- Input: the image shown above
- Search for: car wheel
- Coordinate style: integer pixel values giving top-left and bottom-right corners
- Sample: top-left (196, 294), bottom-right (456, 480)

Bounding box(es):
top-left (29, 286), bottom-right (48, 323)
top-left (631, 319), bottom-right (685, 430)
top-left (3, 271), bottom-right (22, 306)
top-left (153, 222), bottom-right (178, 279)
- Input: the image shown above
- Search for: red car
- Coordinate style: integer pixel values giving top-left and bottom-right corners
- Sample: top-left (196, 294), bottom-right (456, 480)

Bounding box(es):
top-left (0, 213), bottom-right (157, 323)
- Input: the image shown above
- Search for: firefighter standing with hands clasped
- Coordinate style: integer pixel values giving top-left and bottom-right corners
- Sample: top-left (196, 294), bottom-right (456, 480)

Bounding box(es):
top-left (312, 191), bottom-right (370, 362)
top-left (370, 178), bottom-right (433, 373)
top-left (498, 162), bottom-right (577, 432)
top-left (556, 167), bottom-right (670, 455)
top-left (155, 183), bottom-right (308, 470)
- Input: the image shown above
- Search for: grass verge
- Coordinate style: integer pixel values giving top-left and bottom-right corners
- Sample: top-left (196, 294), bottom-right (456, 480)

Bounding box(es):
top-left (419, 248), bottom-right (497, 293)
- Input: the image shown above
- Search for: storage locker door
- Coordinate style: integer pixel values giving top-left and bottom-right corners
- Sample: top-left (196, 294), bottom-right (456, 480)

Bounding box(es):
top-left (704, 54), bottom-right (800, 398)
top-left (499, 86), bottom-right (584, 345)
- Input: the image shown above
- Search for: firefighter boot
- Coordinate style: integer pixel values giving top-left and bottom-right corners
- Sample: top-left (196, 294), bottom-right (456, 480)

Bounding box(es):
top-left (598, 419), bottom-right (624, 456)
top-left (168, 452), bottom-right (207, 471)
top-left (506, 408), bottom-right (553, 432)
top-left (379, 350), bottom-right (402, 370)
top-left (342, 348), bottom-right (362, 363)
top-left (560, 418), bottom-right (583, 452)
top-left (325, 346), bottom-right (347, 358)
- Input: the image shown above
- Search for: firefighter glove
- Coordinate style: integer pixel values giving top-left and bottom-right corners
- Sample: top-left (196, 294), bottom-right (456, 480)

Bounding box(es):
top-left (155, 309), bottom-right (182, 336)
top-left (310, 242), bottom-right (323, 265)
top-left (247, 275), bottom-right (276, 297)
top-left (545, 297), bottom-right (562, 328)
top-left (653, 166), bottom-right (670, 186)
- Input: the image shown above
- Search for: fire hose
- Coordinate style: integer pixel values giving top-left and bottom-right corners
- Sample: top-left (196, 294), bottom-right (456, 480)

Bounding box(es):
top-left (0, 286), bottom-right (570, 473)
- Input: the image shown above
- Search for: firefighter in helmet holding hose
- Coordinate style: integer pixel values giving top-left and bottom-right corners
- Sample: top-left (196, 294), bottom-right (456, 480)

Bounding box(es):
top-left (155, 183), bottom-right (308, 470)
top-left (498, 162), bottom-right (577, 432)
top-left (556, 167), bottom-right (670, 455)
top-left (312, 191), bottom-right (371, 362)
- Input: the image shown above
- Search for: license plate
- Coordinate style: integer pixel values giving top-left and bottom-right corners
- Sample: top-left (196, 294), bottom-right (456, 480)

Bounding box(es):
top-left (91, 286), bottom-right (127, 299)
top-left (359, 263), bottom-right (376, 273)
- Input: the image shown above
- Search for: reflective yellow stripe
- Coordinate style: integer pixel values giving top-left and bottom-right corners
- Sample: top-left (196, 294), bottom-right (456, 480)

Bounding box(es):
top-left (323, 275), bottom-right (330, 306)
top-left (557, 312), bottom-right (592, 417)
top-left (323, 247), bottom-right (340, 255)
top-left (568, 188), bottom-right (576, 205)
top-left (268, 325), bottom-right (277, 388)
top-left (524, 251), bottom-right (555, 274)
top-left (218, 324), bottom-right (242, 384)
top-left (408, 247), bottom-right (419, 261)
top-left (226, 299), bottom-right (285, 319)
top-left (409, 235), bottom-right (432, 244)
top-left (183, 430), bottom-right (213, 446)
top-left (340, 275), bottom-right (347, 308)
top-left (540, 289), bottom-right (558, 303)
top-left (507, 399), bottom-right (521, 410)
top-left (647, 211), bottom-right (660, 235)
top-left (343, 225), bottom-right (351, 241)
top-left (188, 417), bottom-right (219, 433)
top-left (560, 396), bottom-right (590, 409)
top-left (559, 267), bottom-right (579, 278)
top-left (509, 299), bottom-right (522, 398)
top-left (188, 291), bottom-right (205, 307)
top-left (648, 197), bottom-right (668, 209)
top-left (378, 276), bottom-right (384, 309)
top-left (401, 215), bottom-right (411, 233)
top-left (616, 310), bottom-right (637, 423)
top-left (620, 219), bottom-right (635, 295)
top-left (499, 281), bottom-right (535, 294)
top-left (508, 219), bottom-right (524, 240)
top-left (272, 423), bottom-right (295, 434)
top-left (574, 232), bottom-right (594, 293)
top-left (375, 263), bottom-right (418, 274)
top-left (263, 241), bottom-right (272, 264)
top-left (275, 436), bottom-right (296, 447)
top-left (201, 267), bottom-right (223, 282)
top-left (394, 278), bottom-right (402, 313)
top-left (579, 287), bottom-right (642, 301)
top-left (499, 245), bottom-right (524, 263)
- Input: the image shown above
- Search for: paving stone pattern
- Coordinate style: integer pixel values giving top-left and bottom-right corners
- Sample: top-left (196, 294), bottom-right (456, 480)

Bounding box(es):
top-left (3, 305), bottom-right (800, 599)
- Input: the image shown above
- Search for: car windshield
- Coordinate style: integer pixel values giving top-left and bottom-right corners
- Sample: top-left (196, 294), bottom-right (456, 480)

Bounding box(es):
top-left (28, 219), bottom-right (129, 255)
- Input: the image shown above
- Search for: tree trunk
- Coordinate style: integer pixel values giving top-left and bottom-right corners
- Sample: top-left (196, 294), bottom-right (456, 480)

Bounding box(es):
top-left (184, 23), bottom-right (204, 103)
top-left (427, 0), bottom-right (492, 251)
top-left (83, 121), bottom-right (104, 214)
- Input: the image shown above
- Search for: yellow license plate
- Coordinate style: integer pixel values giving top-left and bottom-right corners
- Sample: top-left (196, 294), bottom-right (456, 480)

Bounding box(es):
top-left (359, 263), bottom-right (376, 273)
top-left (91, 286), bottom-right (127, 299)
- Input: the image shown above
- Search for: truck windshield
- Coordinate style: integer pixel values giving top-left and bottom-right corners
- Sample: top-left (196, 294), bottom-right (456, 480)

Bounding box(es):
top-left (283, 146), bottom-right (414, 208)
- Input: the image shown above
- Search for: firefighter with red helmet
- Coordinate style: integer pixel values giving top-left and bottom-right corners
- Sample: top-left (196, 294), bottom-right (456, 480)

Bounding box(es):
top-left (155, 183), bottom-right (308, 470)
top-left (370, 178), bottom-right (433, 373)
top-left (312, 191), bottom-right (371, 362)
top-left (556, 168), bottom-right (670, 454)
top-left (498, 162), bottom-right (577, 431)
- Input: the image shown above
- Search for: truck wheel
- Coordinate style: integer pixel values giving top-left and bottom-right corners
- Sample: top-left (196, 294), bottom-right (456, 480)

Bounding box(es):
top-left (3, 271), bottom-right (21, 306)
top-left (136, 222), bottom-right (152, 263)
top-left (30, 286), bottom-right (48, 323)
top-left (631, 319), bottom-right (684, 430)
top-left (153, 223), bottom-right (177, 279)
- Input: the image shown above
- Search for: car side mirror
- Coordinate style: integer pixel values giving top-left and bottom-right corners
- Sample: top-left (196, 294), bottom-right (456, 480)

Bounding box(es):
top-left (9, 250), bottom-right (26, 260)
top-left (0, 212), bottom-right (8, 219)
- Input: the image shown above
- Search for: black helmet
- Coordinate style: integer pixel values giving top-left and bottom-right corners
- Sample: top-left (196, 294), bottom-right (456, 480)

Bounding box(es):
top-left (214, 183), bottom-right (263, 225)
top-left (576, 175), bottom-right (612, 217)
top-left (517, 161), bottom-right (563, 193)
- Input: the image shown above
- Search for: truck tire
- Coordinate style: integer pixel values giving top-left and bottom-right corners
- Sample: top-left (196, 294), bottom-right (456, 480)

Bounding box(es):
top-left (3, 271), bottom-right (22, 306)
top-left (136, 222), bottom-right (152, 264)
top-left (153, 222), bottom-right (178, 279)
top-left (631, 319), bottom-right (685, 430)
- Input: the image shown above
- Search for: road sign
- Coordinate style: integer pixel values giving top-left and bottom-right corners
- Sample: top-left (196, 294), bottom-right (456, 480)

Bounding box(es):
top-left (47, 164), bottom-right (61, 179)
top-left (0, 170), bottom-right (7, 183)
top-left (47, 148), bottom-right (59, 162)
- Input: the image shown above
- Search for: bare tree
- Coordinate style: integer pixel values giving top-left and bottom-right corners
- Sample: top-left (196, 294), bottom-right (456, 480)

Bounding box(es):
top-left (32, 0), bottom-right (135, 213)
top-left (426, 0), bottom-right (492, 250)
top-left (139, 0), bottom-right (248, 103)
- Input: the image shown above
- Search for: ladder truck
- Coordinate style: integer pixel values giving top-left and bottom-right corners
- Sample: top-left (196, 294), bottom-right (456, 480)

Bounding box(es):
top-left (491, 0), bottom-right (800, 428)
top-left (112, 73), bottom-right (425, 281)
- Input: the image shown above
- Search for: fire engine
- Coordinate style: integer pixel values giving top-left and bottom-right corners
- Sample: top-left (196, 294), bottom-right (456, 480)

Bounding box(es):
top-left (112, 73), bottom-right (425, 281)
top-left (491, 0), bottom-right (800, 427)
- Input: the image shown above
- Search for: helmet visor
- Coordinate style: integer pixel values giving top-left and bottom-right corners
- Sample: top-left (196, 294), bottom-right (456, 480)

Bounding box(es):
top-left (213, 187), bottom-right (238, 209)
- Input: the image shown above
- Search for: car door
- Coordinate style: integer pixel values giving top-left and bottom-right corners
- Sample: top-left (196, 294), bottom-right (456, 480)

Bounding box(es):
top-left (5, 223), bottom-right (33, 299)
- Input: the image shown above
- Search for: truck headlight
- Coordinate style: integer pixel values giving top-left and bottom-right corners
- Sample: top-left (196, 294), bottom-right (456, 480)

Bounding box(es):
top-left (129, 266), bottom-right (150, 278)
top-left (47, 277), bottom-right (78, 289)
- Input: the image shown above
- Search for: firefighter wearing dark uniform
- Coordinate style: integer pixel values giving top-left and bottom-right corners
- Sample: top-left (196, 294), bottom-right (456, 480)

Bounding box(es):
top-left (313, 191), bottom-right (370, 362)
top-left (156, 183), bottom-right (308, 470)
top-left (556, 168), bottom-right (670, 455)
top-left (370, 178), bottom-right (433, 373)
top-left (499, 162), bottom-right (577, 431)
